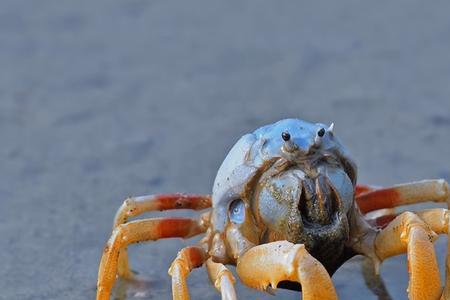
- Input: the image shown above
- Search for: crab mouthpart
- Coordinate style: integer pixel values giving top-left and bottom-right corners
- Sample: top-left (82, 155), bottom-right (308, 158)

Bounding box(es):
top-left (298, 176), bottom-right (341, 226)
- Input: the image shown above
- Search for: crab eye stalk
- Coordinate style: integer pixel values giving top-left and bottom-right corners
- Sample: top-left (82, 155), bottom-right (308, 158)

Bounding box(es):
top-left (229, 199), bottom-right (245, 224)
top-left (282, 131), bottom-right (299, 153)
top-left (314, 127), bottom-right (326, 145)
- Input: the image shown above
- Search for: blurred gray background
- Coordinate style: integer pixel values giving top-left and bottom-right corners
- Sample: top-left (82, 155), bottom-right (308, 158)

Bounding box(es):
top-left (1, 1), bottom-right (450, 299)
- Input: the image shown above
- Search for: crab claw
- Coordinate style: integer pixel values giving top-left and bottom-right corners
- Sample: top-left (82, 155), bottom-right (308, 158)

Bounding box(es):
top-left (236, 241), bottom-right (338, 300)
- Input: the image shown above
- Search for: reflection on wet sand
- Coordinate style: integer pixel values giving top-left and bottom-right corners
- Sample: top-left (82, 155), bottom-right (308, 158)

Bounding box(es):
top-left (113, 276), bottom-right (166, 300)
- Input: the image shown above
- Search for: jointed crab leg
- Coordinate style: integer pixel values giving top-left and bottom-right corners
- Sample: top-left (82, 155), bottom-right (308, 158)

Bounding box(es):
top-left (97, 217), bottom-right (208, 300)
top-left (206, 258), bottom-right (237, 300)
top-left (236, 241), bottom-right (338, 300)
top-left (373, 209), bottom-right (450, 300)
top-left (415, 209), bottom-right (450, 300)
top-left (374, 212), bottom-right (442, 300)
top-left (356, 179), bottom-right (449, 214)
top-left (168, 246), bottom-right (208, 300)
top-left (113, 194), bottom-right (211, 277)
top-left (114, 194), bottom-right (211, 226)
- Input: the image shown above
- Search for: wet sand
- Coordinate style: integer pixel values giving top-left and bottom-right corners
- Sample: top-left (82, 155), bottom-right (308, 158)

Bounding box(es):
top-left (1, 1), bottom-right (450, 299)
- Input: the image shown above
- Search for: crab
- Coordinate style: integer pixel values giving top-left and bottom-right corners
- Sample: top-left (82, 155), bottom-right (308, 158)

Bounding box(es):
top-left (96, 118), bottom-right (450, 300)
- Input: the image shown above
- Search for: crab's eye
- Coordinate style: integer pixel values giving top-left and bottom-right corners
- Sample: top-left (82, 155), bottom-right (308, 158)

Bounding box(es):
top-left (229, 199), bottom-right (245, 224)
top-left (317, 128), bottom-right (325, 137)
top-left (281, 131), bottom-right (291, 141)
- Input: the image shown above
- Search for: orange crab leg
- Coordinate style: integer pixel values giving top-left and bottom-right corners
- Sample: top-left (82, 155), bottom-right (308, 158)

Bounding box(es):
top-left (411, 209), bottom-right (450, 300)
top-left (206, 258), bottom-right (237, 300)
top-left (168, 246), bottom-right (208, 300)
top-left (113, 193), bottom-right (211, 278)
top-left (355, 184), bottom-right (378, 196)
top-left (370, 207), bottom-right (450, 230)
top-left (97, 217), bottom-right (207, 300)
top-left (367, 214), bottom-right (397, 229)
top-left (374, 212), bottom-right (441, 300)
top-left (356, 179), bottom-right (449, 214)
top-left (236, 241), bottom-right (338, 300)
top-left (114, 194), bottom-right (211, 227)
top-left (372, 209), bottom-right (450, 299)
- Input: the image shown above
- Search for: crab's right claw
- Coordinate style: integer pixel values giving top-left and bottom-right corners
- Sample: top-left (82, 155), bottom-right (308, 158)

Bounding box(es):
top-left (236, 241), bottom-right (338, 300)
